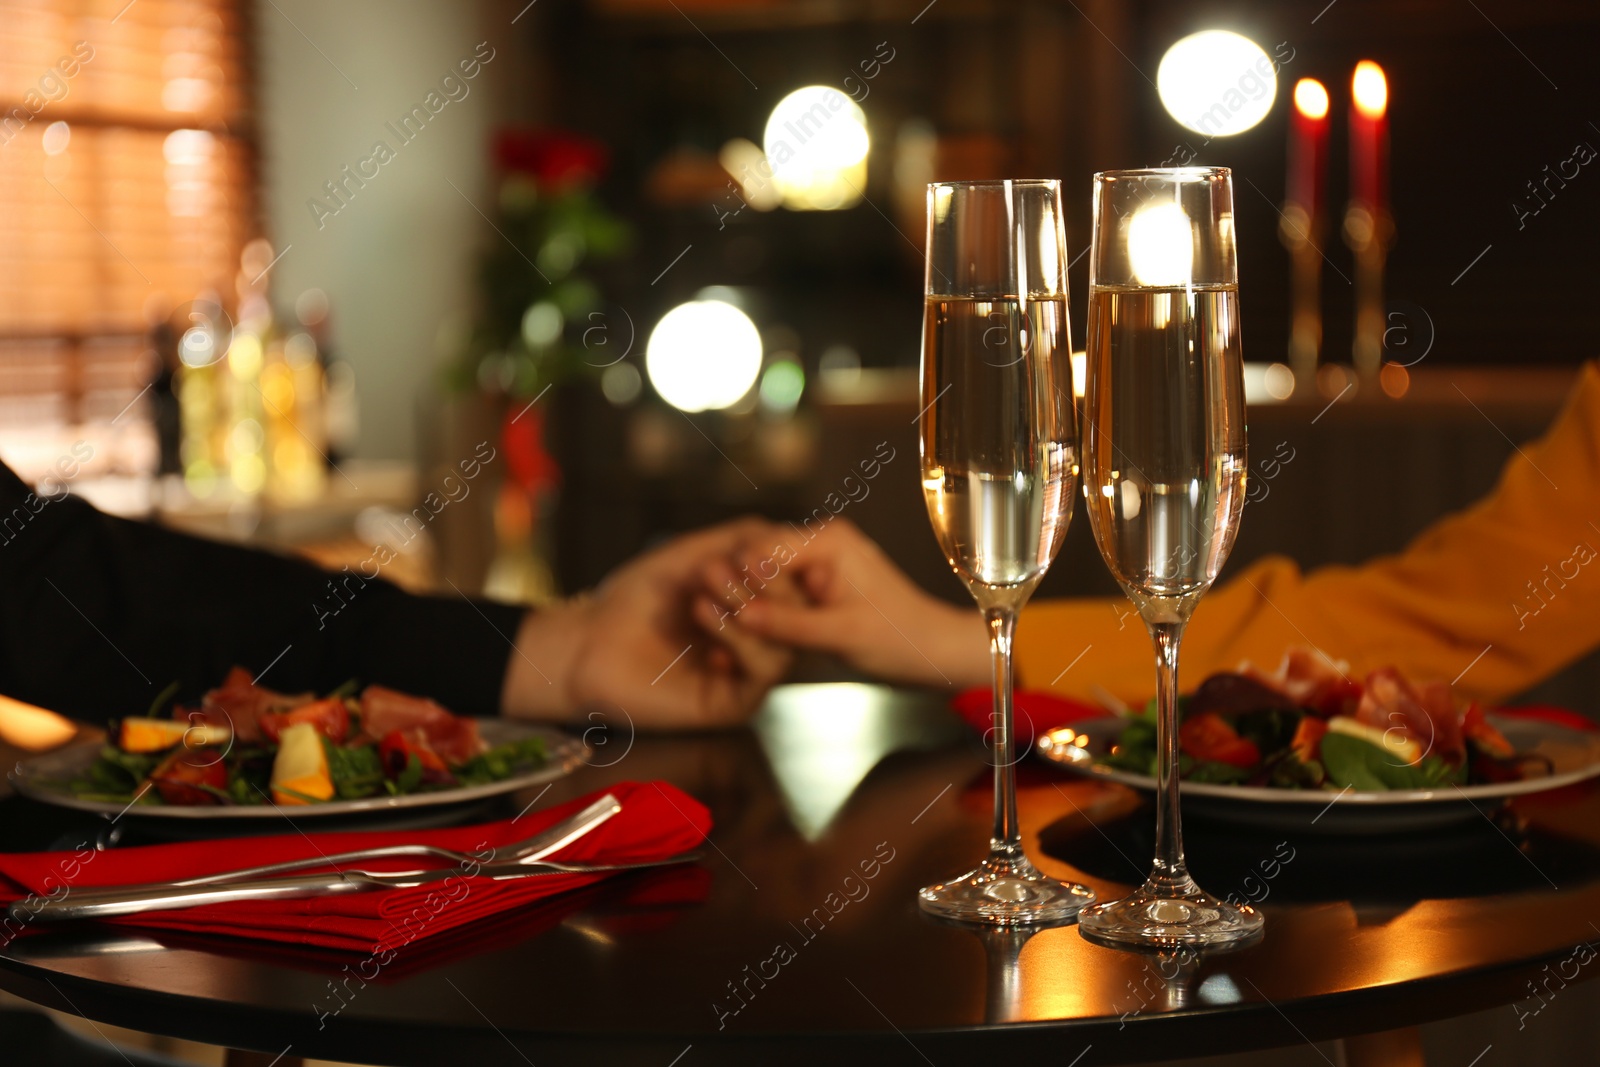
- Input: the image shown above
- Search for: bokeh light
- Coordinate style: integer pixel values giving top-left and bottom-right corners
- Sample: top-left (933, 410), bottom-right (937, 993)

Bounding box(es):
top-left (763, 86), bottom-right (869, 211)
top-left (41, 121), bottom-right (70, 156)
top-left (759, 359), bottom-right (805, 414)
top-left (1263, 362), bottom-right (1297, 399)
top-left (1380, 361), bottom-right (1410, 399)
top-left (521, 302), bottom-right (563, 348)
top-left (646, 300), bottom-right (763, 412)
top-left (719, 138), bottom-right (782, 211)
top-left (1157, 30), bottom-right (1276, 137)
top-left (601, 362), bottom-right (643, 406)
top-left (1126, 202), bottom-right (1195, 287)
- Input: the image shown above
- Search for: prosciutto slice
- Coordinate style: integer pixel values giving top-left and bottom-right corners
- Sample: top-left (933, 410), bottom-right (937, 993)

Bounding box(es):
top-left (192, 666), bottom-right (312, 743)
top-left (1245, 648), bottom-right (1363, 718)
top-left (1354, 667), bottom-right (1466, 766)
top-left (359, 685), bottom-right (486, 765)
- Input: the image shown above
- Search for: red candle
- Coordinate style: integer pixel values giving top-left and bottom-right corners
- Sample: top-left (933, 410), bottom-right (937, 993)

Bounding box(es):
top-left (1287, 78), bottom-right (1329, 221)
top-left (1350, 60), bottom-right (1388, 211)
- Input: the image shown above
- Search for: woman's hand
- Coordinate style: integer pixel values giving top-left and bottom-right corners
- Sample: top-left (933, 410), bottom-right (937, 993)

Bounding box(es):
top-left (699, 518), bottom-right (989, 690)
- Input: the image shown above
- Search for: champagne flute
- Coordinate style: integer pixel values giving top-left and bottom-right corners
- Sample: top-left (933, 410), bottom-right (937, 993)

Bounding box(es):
top-left (1076, 167), bottom-right (1262, 948)
top-left (917, 179), bottom-right (1095, 925)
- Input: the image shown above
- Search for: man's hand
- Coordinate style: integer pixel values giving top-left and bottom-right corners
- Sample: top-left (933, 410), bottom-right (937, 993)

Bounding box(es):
top-left (501, 519), bottom-right (795, 730)
top-left (701, 518), bottom-right (989, 689)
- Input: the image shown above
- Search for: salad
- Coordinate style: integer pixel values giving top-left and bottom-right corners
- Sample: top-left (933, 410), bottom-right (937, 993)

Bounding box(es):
top-left (1097, 650), bottom-right (1550, 791)
top-left (72, 668), bottom-right (546, 807)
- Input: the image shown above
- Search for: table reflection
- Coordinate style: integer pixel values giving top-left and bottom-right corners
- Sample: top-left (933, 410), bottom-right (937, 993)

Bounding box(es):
top-left (754, 683), bottom-right (966, 840)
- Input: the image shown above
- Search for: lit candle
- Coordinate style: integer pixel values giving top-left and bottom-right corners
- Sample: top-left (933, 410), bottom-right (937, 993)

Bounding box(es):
top-left (1287, 78), bottom-right (1329, 222)
top-left (1350, 60), bottom-right (1388, 211)
top-left (1346, 60), bottom-right (1391, 381)
top-left (1284, 78), bottom-right (1330, 384)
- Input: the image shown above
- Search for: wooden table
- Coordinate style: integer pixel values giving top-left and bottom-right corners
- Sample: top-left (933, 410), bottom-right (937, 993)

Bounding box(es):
top-left (0, 683), bottom-right (1594, 1065)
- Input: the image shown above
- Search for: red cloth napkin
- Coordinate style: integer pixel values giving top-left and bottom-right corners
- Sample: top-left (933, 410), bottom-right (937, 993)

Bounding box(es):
top-left (0, 780), bottom-right (708, 955)
top-left (143, 865), bottom-right (714, 979)
top-left (950, 688), bottom-right (1600, 752)
top-left (950, 688), bottom-right (1107, 752)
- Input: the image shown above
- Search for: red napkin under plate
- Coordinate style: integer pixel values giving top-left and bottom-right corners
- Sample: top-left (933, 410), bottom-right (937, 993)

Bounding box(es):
top-left (0, 780), bottom-right (709, 956)
top-left (950, 688), bottom-right (1105, 751)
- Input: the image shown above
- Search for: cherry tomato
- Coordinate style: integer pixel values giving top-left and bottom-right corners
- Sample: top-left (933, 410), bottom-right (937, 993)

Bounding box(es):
top-left (378, 729), bottom-right (451, 779)
top-left (1290, 716), bottom-right (1328, 763)
top-left (259, 698), bottom-right (351, 745)
top-left (1462, 703), bottom-right (1515, 760)
top-left (1178, 712), bottom-right (1261, 769)
top-left (149, 748), bottom-right (228, 805)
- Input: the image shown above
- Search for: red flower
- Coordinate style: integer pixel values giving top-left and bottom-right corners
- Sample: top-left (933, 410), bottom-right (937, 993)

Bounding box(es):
top-left (493, 128), bottom-right (609, 188)
top-left (501, 402), bottom-right (561, 496)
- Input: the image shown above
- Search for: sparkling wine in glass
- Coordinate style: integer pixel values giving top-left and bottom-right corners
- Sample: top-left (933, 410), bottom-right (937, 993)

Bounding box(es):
top-left (917, 179), bottom-right (1095, 925)
top-left (1075, 167), bottom-right (1262, 948)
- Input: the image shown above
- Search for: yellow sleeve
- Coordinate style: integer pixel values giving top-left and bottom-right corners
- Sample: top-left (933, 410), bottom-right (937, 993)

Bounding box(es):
top-left (1016, 362), bottom-right (1600, 707)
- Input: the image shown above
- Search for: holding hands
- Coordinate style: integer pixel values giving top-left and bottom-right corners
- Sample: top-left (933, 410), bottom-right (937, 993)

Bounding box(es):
top-left (501, 516), bottom-right (985, 732)
top-left (694, 518), bottom-right (988, 691)
top-left (502, 519), bottom-right (796, 731)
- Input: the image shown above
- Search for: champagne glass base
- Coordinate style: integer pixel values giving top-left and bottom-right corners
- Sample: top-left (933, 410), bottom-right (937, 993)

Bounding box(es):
top-left (918, 854), bottom-right (1096, 926)
top-left (1077, 881), bottom-right (1263, 950)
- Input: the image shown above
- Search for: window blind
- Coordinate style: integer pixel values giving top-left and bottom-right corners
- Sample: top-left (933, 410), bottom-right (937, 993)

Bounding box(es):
top-left (0, 0), bottom-right (252, 444)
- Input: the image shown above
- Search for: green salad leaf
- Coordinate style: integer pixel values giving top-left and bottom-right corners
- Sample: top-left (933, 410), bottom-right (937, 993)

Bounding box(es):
top-left (455, 736), bottom-right (549, 787)
top-left (1320, 731), bottom-right (1466, 791)
top-left (324, 678), bottom-right (360, 701)
top-left (224, 747), bottom-right (273, 805)
top-left (1234, 707), bottom-right (1300, 756)
top-left (384, 752), bottom-right (425, 796)
top-left (1268, 753), bottom-right (1326, 789)
top-left (1319, 731), bottom-right (1391, 791)
top-left (67, 744), bottom-right (163, 801)
top-left (323, 739), bottom-right (385, 799)
top-left (1187, 759), bottom-right (1251, 784)
top-left (1100, 712), bottom-right (1156, 775)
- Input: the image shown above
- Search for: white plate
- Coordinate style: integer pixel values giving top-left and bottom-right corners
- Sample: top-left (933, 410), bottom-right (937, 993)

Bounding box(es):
top-left (1036, 713), bottom-right (1600, 833)
top-left (8, 719), bottom-right (586, 821)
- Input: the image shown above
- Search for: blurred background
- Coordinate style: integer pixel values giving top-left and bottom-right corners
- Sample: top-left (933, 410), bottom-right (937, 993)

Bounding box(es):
top-left (1, 0), bottom-right (1597, 698)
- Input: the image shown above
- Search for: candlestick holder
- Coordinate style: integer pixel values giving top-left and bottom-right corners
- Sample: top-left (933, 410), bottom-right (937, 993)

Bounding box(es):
top-left (1279, 201), bottom-right (1323, 390)
top-left (1343, 201), bottom-right (1394, 382)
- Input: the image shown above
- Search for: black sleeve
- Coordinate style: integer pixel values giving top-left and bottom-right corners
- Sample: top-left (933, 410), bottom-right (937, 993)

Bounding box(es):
top-left (0, 459), bottom-right (527, 724)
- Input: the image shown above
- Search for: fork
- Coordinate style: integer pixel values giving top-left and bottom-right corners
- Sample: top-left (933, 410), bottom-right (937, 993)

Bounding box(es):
top-left (128, 793), bottom-right (622, 891)
top-left (20, 851), bottom-right (704, 922)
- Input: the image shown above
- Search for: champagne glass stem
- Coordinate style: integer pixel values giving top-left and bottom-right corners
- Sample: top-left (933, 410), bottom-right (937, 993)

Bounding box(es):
top-left (986, 606), bottom-right (1022, 857)
top-left (1079, 608), bottom-right (1259, 946)
top-left (1149, 618), bottom-right (1191, 893)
